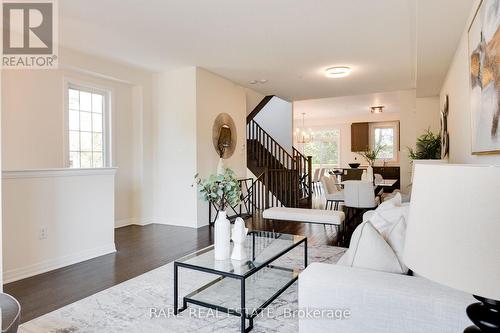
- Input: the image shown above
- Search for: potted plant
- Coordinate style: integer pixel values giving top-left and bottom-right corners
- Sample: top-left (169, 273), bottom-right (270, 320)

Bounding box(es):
top-left (408, 129), bottom-right (441, 161)
top-left (407, 129), bottom-right (441, 161)
top-left (407, 129), bottom-right (445, 189)
top-left (194, 168), bottom-right (241, 260)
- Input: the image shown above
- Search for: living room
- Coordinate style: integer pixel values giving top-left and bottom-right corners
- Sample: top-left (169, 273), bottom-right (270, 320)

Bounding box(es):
top-left (0, 0), bottom-right (499, 332)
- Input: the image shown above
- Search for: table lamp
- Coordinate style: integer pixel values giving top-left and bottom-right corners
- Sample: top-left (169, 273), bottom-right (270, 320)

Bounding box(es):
top-left (404, 164), bottom-right (500, 332)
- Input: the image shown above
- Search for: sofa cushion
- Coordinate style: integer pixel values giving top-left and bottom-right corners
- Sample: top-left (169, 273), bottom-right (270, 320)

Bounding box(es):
top-left (385, 216), bottom-right (408, 273)
top-left (337, 221), bottom-right (405, 274)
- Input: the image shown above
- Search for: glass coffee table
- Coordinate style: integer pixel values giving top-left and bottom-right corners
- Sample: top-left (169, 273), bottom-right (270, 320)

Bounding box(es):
top-left (174, 231), bottom-right (307, 332)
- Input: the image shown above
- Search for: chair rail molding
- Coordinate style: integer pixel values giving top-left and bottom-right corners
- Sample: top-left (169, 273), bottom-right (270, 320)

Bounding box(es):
top-left (2, 167), bottom-right (117, 179)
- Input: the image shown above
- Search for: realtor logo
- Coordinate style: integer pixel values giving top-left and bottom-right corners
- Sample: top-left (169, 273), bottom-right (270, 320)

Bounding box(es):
top-left (2, 0), bottom-right (58, 68)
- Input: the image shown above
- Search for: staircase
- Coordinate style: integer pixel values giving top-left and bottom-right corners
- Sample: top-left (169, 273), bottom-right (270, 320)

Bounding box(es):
top-left (246, 97), bottom-right (312, 210)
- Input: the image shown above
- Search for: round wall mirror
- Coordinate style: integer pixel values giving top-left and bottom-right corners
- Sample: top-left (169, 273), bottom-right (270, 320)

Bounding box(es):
top-left (212, 113), bottom-right (237, 159)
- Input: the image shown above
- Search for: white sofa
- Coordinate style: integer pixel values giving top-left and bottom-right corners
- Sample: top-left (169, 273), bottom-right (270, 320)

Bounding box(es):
top-left (298, 193), bottom-right (474, 332)
top-left (299, 263), bottom-right (473, 333)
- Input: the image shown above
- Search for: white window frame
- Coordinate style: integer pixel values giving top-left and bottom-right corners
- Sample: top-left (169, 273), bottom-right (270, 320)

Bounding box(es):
top-left (63, 79), bottom-right (112, 168)
top-left (369, 121), bottom-right (399, 163)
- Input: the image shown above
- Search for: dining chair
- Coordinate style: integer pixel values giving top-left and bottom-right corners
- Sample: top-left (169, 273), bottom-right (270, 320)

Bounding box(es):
top-left (342, 180), bottom-right (380, 224)
top-left (320, 176), bottom-right (344, 210)
top-left (318, 168), bottom-right (326, 193)
top-left (312, 168), bottom-right (321, 193)
top-left (374, 173), bottom-right (385, 200)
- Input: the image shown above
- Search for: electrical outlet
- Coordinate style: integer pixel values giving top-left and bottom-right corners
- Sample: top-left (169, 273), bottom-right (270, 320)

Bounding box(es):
top-left (39, 227), bottom-right (48, 240)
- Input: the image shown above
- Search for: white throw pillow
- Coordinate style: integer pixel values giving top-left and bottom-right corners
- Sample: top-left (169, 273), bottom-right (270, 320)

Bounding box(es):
top-left (369, 205), bottom-right (409, 237)
top-left (376, 192), bottom-right (402, 211)
top-left (385, 216), bottom-right (408, 273)
top-left (337, 221), bottom-right (405, 274)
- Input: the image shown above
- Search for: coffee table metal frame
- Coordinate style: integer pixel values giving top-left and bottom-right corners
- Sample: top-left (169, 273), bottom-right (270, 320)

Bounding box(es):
top-left (173, 231), bottom-right (307, 332)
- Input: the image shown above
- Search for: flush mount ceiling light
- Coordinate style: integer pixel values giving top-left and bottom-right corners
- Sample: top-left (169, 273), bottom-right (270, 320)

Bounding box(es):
top-left (249, 79), bottom-right (268, 85)
top-left (370, 106), bottom-right (385, 114)
top-left (325, 66), bottom-right (351, 78)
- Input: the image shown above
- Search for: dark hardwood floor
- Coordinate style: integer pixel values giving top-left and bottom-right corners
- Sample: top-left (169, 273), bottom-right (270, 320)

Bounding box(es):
top-left (4, 207), bottom-right (352, 324)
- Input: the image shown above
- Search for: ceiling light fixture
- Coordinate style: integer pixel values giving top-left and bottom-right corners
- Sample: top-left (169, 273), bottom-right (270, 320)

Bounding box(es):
top-left (249, 79), bottom-right (268, 85)
top-left (370, 106), bottom-right (385, 114)
top-left (295, 113), bottom-right (314, 144)
top-left (325, 66), bottom-right (351, 78)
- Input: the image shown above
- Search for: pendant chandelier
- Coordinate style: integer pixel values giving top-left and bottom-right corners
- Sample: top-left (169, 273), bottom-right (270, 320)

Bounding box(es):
top-left (295, 113), bottom-right (314, 144)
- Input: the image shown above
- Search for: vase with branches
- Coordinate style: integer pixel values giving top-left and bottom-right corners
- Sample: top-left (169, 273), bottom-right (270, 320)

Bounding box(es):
top-left (357, 144), bottom-right (385, 166)
top-left (194, 168), bottom-right (242, 211)
top-left (194, 168), bottom-right (242, 260)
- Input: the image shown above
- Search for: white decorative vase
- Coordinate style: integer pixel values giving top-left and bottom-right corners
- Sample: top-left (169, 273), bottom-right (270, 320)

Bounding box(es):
top-left (216, 158), bottom-right (225, 175)
top-left (214, 210), bottom-right (231, 260)
top-left (367, 166), bottom-right (374, 183)
top-left (231, 217), bottom-right (248, 261)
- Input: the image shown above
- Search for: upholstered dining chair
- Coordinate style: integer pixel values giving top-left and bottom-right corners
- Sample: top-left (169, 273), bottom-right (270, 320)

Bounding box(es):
top-left (374, 173), bottom-right (385, 201)
top-left (1, 293), bottom-right (21, 333)
top-left (319, 168), bottom-right (326, 180)
top-left (312, 168), bottom-right (321, 193)
top-left (317, 168), bottom-right (326, 193)
top-left (342, 180), bottom-right (380, 223)
top-left (320, 176), bottom-right (344, 210)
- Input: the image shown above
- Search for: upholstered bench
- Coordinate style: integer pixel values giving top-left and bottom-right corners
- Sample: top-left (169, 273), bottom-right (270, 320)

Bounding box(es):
top-left (262, 207), bottom-right (345, 232)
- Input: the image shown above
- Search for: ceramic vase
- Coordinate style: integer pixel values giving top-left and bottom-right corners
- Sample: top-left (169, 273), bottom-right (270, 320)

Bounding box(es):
top-left (214, 210), bottom-right (231, 260)
top-left (216, 158), bottom-right (225, 175)
top-left (231, 217), bottom-right (248, 261)
top-left (367, 166), bottom-right (374, 183)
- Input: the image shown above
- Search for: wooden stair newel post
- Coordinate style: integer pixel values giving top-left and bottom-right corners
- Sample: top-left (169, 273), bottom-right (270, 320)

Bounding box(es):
top-left (307, 156), bottom-right (313, 208)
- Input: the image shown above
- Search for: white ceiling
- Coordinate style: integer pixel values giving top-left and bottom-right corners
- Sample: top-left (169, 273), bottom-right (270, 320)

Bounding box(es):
top-left (293, 91), bottom-right (402, 121)
top-left (59, 0), bottom-right (472, 101)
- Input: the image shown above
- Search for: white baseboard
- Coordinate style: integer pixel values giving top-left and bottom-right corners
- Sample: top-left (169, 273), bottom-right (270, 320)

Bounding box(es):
top-left (115, 218), bottom-right (156, 228)
top-left (3, 243), bottom-right (116, 284)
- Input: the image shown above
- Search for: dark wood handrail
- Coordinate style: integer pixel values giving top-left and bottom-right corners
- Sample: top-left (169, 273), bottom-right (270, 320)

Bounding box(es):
top-left (246, 95), bottom-right (274, 124)
top-left (247, 119), bottom-right (294, 166)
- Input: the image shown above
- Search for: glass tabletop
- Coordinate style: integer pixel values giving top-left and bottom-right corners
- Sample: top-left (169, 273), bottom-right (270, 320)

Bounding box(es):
top-left (175, 231), bottom-right (306, 278)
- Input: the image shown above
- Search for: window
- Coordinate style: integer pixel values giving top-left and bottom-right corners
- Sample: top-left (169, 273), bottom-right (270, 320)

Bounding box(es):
top-left (303, 130), bottom-right (341, 168)
top-left (370, 122), bottom-right (399, 161)
top-left (67, 84), bottom-right (109, 168)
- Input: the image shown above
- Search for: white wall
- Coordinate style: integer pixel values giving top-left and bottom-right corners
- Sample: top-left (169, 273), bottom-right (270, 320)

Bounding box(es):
top-left (2, 168), bottom-right (116, 283)
top-left (440, 0), bottom-right (500, 165)
top-left (0, 68), bottom-right (3, 289)
top-left (1, 48), bottom-right (155, 227)
top-left (153, 67), bottom-right (247, 228)
top-left (153, 67), bottom-right (198, 228)
top-left (245, 88), bottom-right (265, 115)
top-left (253, 96), bottom-right (293, 153)
top-left (196, 68), bottom-right (247, 226)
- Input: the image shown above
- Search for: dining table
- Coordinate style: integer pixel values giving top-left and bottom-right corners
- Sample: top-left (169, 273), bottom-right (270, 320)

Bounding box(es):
top-left (338, 179), bottom-right (398, 187)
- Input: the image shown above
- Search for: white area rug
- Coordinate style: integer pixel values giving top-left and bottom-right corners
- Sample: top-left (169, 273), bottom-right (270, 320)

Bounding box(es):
top-left (20, 244), bottom-right (345, 333)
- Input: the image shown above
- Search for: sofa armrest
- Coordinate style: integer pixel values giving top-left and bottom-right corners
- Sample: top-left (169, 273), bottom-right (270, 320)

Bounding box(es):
top-left (298, 263), bottom-right (473, 333)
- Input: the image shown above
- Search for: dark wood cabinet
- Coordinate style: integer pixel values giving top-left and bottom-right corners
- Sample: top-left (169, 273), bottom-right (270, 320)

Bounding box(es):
top-left (351, 122), bottom-right (369, 152)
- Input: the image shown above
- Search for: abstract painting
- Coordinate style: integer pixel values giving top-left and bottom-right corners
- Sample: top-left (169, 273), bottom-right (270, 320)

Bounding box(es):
top-left (469, 0), bottom-right (500, 154)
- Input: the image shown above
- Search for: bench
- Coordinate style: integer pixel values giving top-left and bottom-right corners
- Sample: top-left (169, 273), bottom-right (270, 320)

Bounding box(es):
top-left (262, 207), bottom-right (345, 233)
